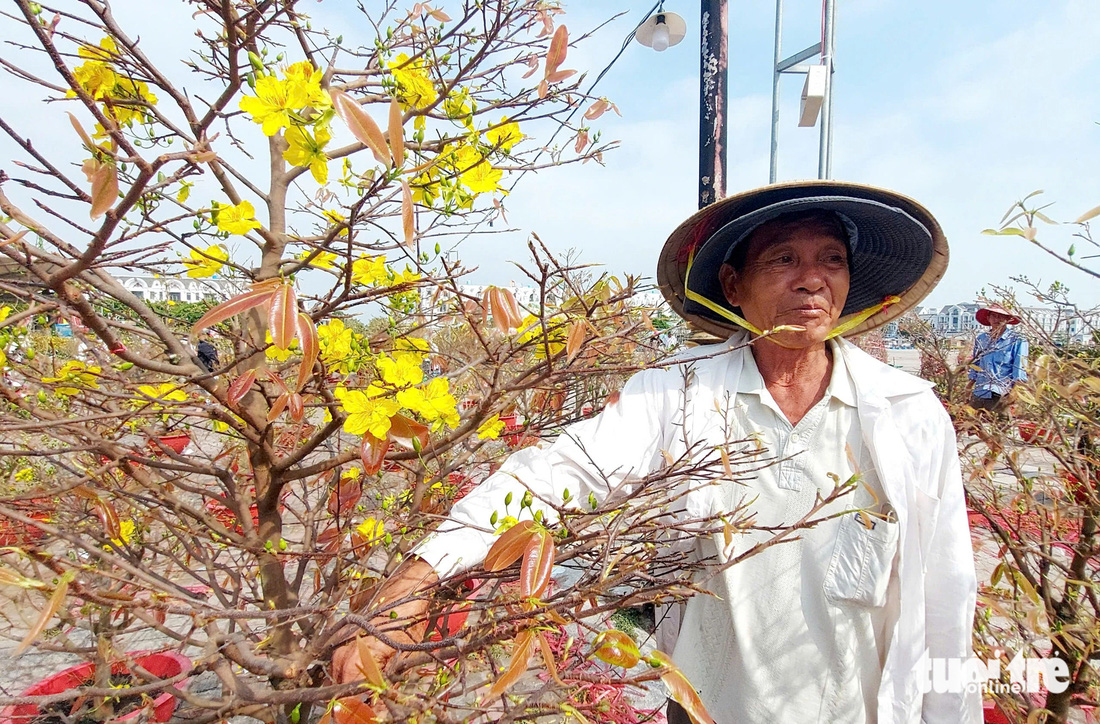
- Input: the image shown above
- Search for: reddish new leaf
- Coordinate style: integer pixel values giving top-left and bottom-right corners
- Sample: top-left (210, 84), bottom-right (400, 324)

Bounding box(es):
top-left (267, 392), bottom-right (289, 422)
top-left (649, 651), bottom-right (717, 724)
top-left (316, 526), bottom-right (345, 554)
top-left (361, 434), bottom-right (389, 476)
top-left (95, 499), bottom-right (122, 542)
top-left (388, 98), bottom-right (405, 167)
top-left (89, 160), bottom-right (118, 219)
top-left (538, 630), bottom-right (566, 686)
top-left (584, 99), bottom-right (610, 121)
top-left (68, 112), bottom-right (95, 151)
top-left (319, 697), bottom-right (378, 724)
top-left (522, 54), bottom-right (540, 79)
top-left (14, 572), bottom-right (72, 656)
top-left (401, 178), bottom-right (415, 247)
top-left (544, 25), bottom-right (568, 77)
top-left (354, 637), bottom-right (388, 689)
top-left (268, 282), bottom-right (298, 350)
top-left (519, 529), bottom-right (554, 598)
top-left (590, 629), bottom-right (641, 668)
top-left (328, 477), bottom-right (363, 517)
top-left (487, 629), bottom-right (536, 698)
top-left (331, 89), bottom-right (389, 166)
top-left (484, 519), bottom-right (537, 572)
top-left (546, 69), bottom-right (577, 83)
top-left (387, 414), bottom-right (429, 451)
top-left (192, 283), bottom-right (279, 334)
top-left (288, 392), bottom-right (304, 422)
top-left (295, 313), bottom-right (319, 392)
top-left (565, 320), bottom-right (586, 362)
top-left (227, 368), bottom-right (259, 407)
top-left (574, 130), bottom-right (589, 154)
top-left (483, 286), bottom-right (523, 333)
top-left (538, 78), bottom-right (548, 99)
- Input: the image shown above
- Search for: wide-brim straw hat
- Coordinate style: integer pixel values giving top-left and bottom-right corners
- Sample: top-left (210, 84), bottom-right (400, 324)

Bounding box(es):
top-left (656, 180), bottom-right (948, 339)
top-left (975, 303), bottom-right (1021, 326)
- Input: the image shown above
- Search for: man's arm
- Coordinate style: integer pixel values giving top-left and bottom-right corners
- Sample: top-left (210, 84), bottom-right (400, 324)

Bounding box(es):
top-left (414, 362), bottom-right (680, 578)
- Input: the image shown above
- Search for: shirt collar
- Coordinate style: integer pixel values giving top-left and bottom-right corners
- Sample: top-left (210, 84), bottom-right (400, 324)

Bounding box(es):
top-left (739, 340), bottom-right (857, 408)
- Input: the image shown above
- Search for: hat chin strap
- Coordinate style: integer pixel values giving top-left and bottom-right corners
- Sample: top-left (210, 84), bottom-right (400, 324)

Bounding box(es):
top-left (683, 249), bottom-right (901, 341)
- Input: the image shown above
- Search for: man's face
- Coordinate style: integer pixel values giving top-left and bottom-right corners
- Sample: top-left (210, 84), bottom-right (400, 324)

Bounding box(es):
top-left (718, 226), bottom-right (851, 349)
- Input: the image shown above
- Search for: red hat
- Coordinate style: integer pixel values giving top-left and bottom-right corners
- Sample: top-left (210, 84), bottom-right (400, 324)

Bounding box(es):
top-left (975, 303), bottom-right (1021, 326)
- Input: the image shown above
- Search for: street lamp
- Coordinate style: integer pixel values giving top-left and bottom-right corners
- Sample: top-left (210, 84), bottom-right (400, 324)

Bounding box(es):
top-left (635, 10), bottom-right (687, 52)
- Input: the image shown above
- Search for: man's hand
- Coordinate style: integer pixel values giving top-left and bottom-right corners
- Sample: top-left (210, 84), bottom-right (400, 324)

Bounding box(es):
top-left (331, 557), bottom-right (439, 684)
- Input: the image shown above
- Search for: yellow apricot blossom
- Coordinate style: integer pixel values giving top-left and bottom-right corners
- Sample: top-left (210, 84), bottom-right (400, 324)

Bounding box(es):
top-left (42, 361), bottom-right (101, 396)
top-left (183, 244), bottom-right (228, 278)
top-left (283, 124), bottom-right (331, 184)
top-left (283, 61), bottom-right (331, 109)
top-left (239, 74), bottom-right (309, 136)
top-left (215, 200), bottom-right (262, 235)
top-left (376, 353), bottom-right (424, 388)
top-left (453, 145), bottom-right (502, 194)
top-left (477, 414), bottom-right (505, 440)
top-left (322, 209), bottom-right (350, 237)
top-left (389, 53), bottom-right (438, 109)
top-left (110, 519), bottom-right (136, 547)
top-left (136, 382), bottom-right (187, 408)
top-left (296, 250), bottom-right (337, 269)
top-left (351, 256), bottom-right (391, 286)
top-left (396, 376), bottom-right (459, 429)
top-left (485, 117), bottom-right (524, 152)
top-left (339, 385), bottom-right (401, 438)
top-left (265, 331), bottom-right (298, 362)
top-left (356, 516), bottom-right (384, 543)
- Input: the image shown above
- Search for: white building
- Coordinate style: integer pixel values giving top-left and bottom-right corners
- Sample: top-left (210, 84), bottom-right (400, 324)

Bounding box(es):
top-left (115, 273), bottom-right (239, 303)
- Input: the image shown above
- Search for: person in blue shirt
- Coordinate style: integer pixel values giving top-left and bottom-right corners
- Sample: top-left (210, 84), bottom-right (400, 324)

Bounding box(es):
top-left (969, 303), bottom-right (1028, 413)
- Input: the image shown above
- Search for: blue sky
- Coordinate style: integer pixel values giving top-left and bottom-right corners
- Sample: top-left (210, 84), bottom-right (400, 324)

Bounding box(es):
top-left (482, 0), bottom-right (1100, 309)
top-left (0, 0), bottom-right (1096, 311)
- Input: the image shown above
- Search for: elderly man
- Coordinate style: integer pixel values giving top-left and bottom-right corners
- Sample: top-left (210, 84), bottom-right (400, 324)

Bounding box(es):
top-left (334, 182), bottom-right (980, 723)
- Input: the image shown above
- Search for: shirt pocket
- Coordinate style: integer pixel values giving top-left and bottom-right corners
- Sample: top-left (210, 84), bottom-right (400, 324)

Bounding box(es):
top-left (823, 512), bottom-right (899, 607)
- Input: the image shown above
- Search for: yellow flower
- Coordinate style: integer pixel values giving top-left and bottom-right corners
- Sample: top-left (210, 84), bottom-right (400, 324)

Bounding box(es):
top-left (443, 87), bottom-right (474, 129)
top-left (13, 467), bottom-right (34, 484)
top-left (283, 61), bottom-right (331, 110)
top-left (43, 361), bottom-right (101, 396)
top-left (111, 519), bottom-right (135, 547)
top-left (517, 314), bottom-right (567, 359)
top-left (342, 466), bottom-right (362, 480)
top-left (377, 353), bottom-right (424, 389)
top-left (0, 306), bottom-right (11, 323)
top-left (485, 117), bottom-right (523, 152)
top-left (453, 145), bottom-right (502, 195)
top-left (351, 256), bottom-right (391, 286)
top-left (389, 53), bottom-right (438, 110)
top-left (396, 377), bottom-right (459, 429)
top-left (297, 250), bottom-right (336, 269)
top-left (322, 209), bottom-right (349, 237)
top-left (477, 414), bottom-right (505, 440)
top-left (356, 516), bottom-right (384, 542)
top-left (339, 385), bottom-right (401, 438)
top-left (136, 382), bottom-right (187, 408)
top-left (495, 516), bottom-right (519, 534)
top-left (215, 200), bottom-right (262, 235)
top-left (183, 244), bottom-right (228, 278)
top-left (318, 319), bottom-right (354, 362)
top-left (239, 75), bottom-right (308, 136)
top-left (71, 59), bottom-right (118, 100)
top-left (394, 336), bottom-right (430, 354)
top-left (283, 123), bottom-right (331, 184)
top-left (265, 331), bottom-right (298, 361)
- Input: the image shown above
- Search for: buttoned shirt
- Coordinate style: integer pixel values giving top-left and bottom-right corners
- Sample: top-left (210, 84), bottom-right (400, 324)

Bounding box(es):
top-left (673, 345), bottom-right (895, 723)
top-left (968, 330), bottom-right (1028, 398)
top-left (414, 334), bottom-right (980, 724)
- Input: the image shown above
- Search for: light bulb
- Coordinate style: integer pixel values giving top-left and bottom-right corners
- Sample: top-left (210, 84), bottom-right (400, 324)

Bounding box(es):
top-left (652, 22), bottom-right (670, 52)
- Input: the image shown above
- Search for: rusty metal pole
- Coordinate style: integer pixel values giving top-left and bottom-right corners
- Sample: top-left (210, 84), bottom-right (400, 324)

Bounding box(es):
top-left (698, 0), bottom-right (728, 209)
